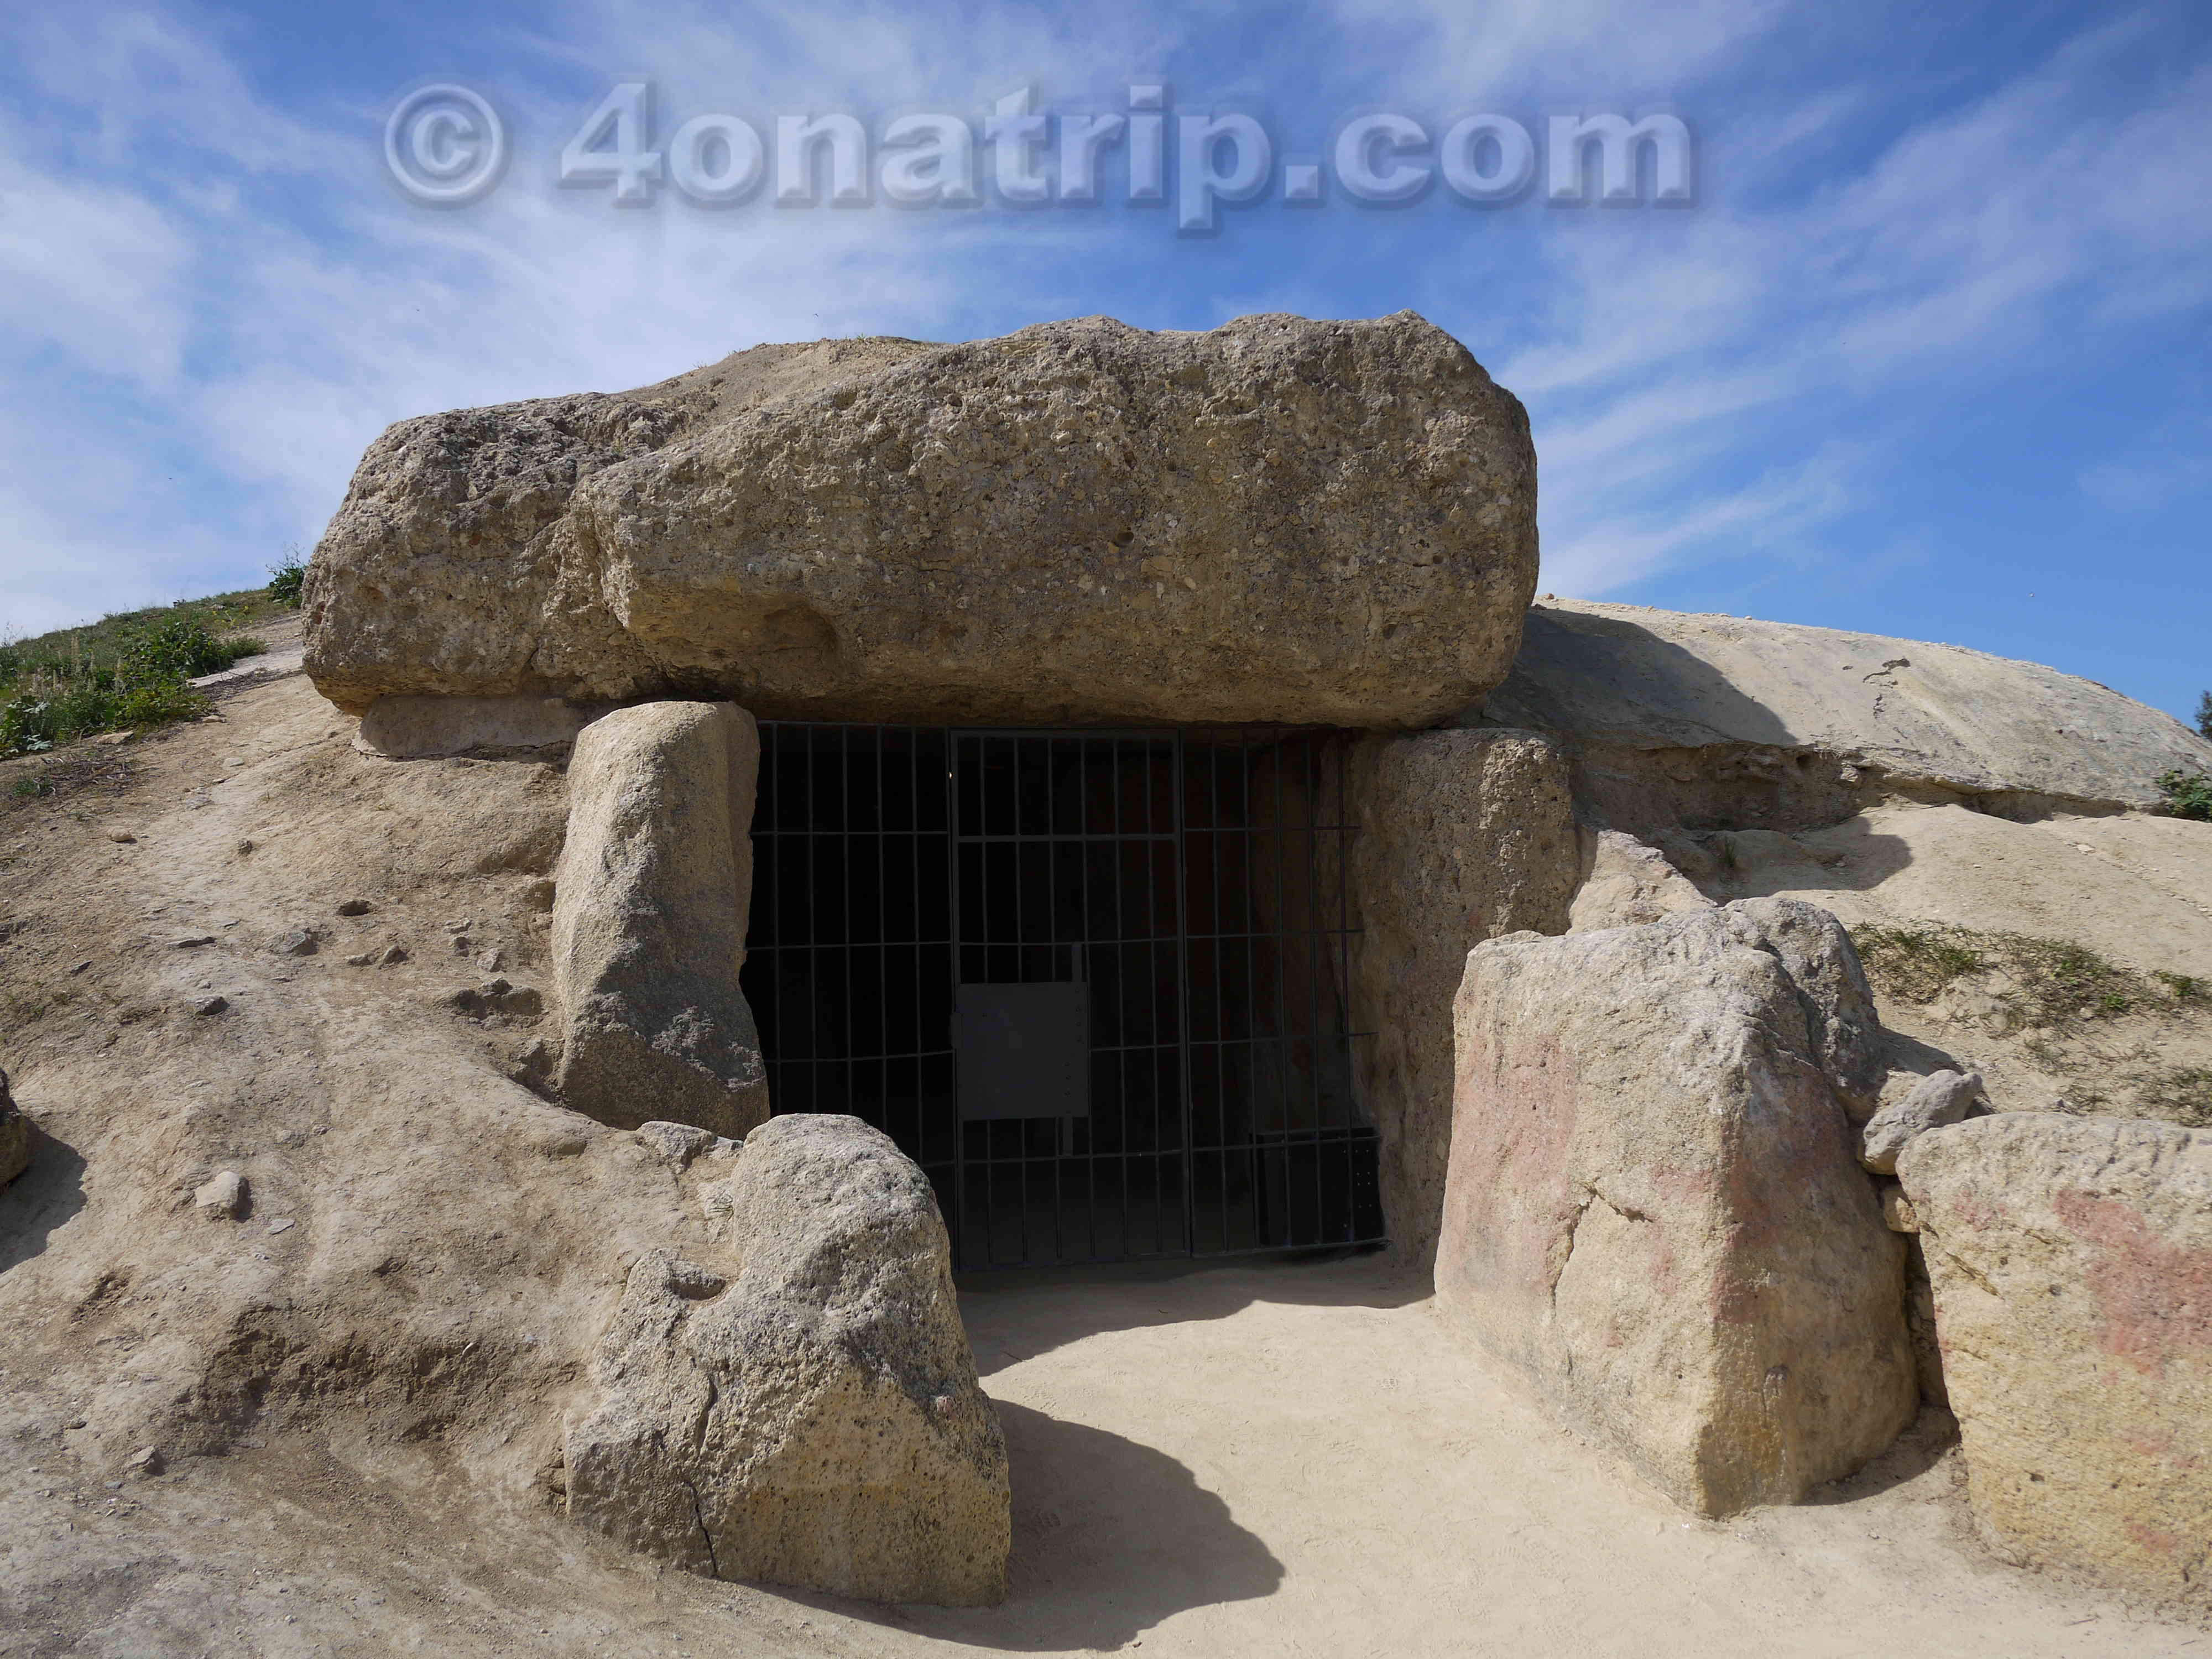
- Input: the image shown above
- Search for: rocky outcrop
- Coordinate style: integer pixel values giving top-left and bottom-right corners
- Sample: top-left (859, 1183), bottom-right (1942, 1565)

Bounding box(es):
top-left (0, 1066), bottom-right (27, 1187)
top-left (1348, 729), bottom-right (1578, 1266)
top-left (1859, 1070), bottom-right (1984, 1173)
top-left (564, 1115), bottom-right (1010, 1605)
top-left (305, 312), bottom-right (1537, 729)
top-left (552, 702), bottom-right (768, 1138)
top-left (1898, 1114), bottom-right (2212, 1608)
top-left (1568, 825), bottom-right (1714, 932)
top-left (1437, 898), bottom-right (1916, 1516)
top-left (1478, 599), bottom-right (2212, 827)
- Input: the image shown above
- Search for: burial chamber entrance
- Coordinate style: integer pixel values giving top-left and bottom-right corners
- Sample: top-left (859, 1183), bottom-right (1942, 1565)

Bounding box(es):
top-left (740, 723), bottom-right (1385, 1269)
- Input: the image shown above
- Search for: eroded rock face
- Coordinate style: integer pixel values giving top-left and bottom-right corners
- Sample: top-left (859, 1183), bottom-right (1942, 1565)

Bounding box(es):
top-left (1898, 1114), bottom-right (2212, 1608)
top-left (564, 1115), bottom-right (1010, 1605)
top-left (1479, 599), bottom-right (2212, 825)
top-left (1348, 729), bottom-right (1578, 1267)
top-left (552, 702), bottom-right (768, 1139)
top-left (306, 313), bottom-right (1537, 729)
top-left (1567, 825), bottom-right (1714, 932)
top-left (1437, 899), bottom-right (1915, 1516)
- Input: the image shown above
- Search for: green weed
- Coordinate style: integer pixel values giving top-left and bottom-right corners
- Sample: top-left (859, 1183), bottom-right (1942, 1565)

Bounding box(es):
top-left (2132, 1066), bottom-right (2212, 1130)
top-left (1849, 924), bottom-right (1987, 1000)
top-left (0, 612), bottom-right (260, 757)
top-left (2159, 769), bottom-right (2212, 822)
top-left (267, 551), bottom-right (307, 607)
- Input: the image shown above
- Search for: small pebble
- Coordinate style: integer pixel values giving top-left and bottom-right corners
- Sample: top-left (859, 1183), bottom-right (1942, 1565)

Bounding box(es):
top-left (266, 1217), bottom-right (295, 1235)
top-left (171, 935), bottom-right (216, 950)
top-left (193, 995), bottom-right (228, 1017)
top-left (236, 839), bottom-right (255, 855)
top-left (105, 828), bottom-right (136, 844)
top-left (336, 898), bottom-right (374, 917)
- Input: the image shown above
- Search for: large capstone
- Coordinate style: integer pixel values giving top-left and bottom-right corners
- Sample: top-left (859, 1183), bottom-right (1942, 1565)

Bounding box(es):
top-left (304, 312), bottom-right (1536, 729)
top-left (1436, 898), bottom-right (1915, 1516)
top-left (564, 1114), bottom-right (1010, 1605)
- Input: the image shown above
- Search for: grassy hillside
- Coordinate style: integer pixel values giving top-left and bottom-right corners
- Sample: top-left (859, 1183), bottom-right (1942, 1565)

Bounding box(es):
top-left (1, 581), bottom-right (299, 762)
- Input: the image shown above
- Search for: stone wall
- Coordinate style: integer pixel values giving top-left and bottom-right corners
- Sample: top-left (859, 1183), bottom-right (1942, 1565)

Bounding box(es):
top-left (1348, 728), bottom-right (1578, 1266)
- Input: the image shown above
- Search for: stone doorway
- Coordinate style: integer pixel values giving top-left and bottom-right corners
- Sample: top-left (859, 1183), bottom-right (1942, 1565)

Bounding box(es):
top-left (740, 723), bottom-right (1385, 1267)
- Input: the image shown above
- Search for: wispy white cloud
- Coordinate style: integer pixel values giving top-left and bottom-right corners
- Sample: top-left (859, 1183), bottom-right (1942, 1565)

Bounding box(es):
top-left (0, 155), bottom-right (192, 384)
top-left (1479, 13), bottom-right (2212, 594)
top-left (2079, 430), bottom-right (2212, 514)
top-left (1321, 0), bottom-right (1788, 101)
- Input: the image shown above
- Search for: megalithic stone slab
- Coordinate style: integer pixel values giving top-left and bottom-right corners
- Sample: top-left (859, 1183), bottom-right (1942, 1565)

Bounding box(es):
top-left (1437, 898), bottom-right (1915, 1517)
top-left (304, 312), bottom-right (1537, 729)
top-left (552, 701), bottom-right (767, 1139)
top-left (564, 1115), bottom-right (1010, 1605)
top-left (1899, 1113), bottom-right (2212, 1609)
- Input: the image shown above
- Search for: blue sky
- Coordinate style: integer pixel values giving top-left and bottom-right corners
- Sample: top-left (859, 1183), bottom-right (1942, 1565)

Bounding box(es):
top-left (3, 0), bottom-right (2208, 722)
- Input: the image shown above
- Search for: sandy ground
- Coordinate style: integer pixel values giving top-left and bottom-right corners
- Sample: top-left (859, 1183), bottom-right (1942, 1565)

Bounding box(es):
top-left (1729, 802), bottom-right (2212, 982)
top-left (1693, 802), bottom-right (2212, 1123)
top-left (4, 1253), bottom-right (2202, 1657)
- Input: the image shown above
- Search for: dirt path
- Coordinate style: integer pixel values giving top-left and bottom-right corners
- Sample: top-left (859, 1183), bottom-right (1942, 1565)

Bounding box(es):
top-left (4, 1255), bottom-right (2199, 1656)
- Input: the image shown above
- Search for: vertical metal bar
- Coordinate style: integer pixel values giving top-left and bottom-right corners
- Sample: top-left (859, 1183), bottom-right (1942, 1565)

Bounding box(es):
top-left (1079, 738), bottom-right (1094, 1262)
top-left (1159, 734), bottom-right (1177, 1256)
top-left (1048, 740), bottom-right (1064, 1266)
top-left (1305, 734), bottom-right (1326, 1244)
top-left (1209, 733), bottom-right (1226, 1253)
top-left (1272, 726), bottom-right (1291, 1243)
top-left (1342, 734), bottom-right (1360, 1239)
top-left (1173, 728), bottom-right (1195, 1259)
top-left (799, 725), bottom-right (815, 1114)
top-left (1008, 736), bottom-right (1028, 1266)
top-left (947, 731), bottom-right (966, 1268)
top-left (875, 726), bottom-right (889, 1147)
top-left (1242, 729), bottom-right (1262, 1241)
top-left (767, 724), bottom-right (782, 1119)
top-left (1113, 734), bottom-right (1129, 1260)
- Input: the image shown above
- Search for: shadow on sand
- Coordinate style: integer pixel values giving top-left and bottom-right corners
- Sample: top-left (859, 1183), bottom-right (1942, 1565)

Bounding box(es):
top-left (0, 1124), bottom-right (86, 1275)
top-left (776, 1253), bottom-right (1420, 1647)
top-left (957, 1246), bottom-right (1426, 1378)
top-left (787, 1400), bottom-right (1284, 1651)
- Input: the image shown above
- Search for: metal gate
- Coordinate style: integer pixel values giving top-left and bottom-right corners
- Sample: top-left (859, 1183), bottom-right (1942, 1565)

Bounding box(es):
top-left (740, 723), bottom-right (1383, 1268)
